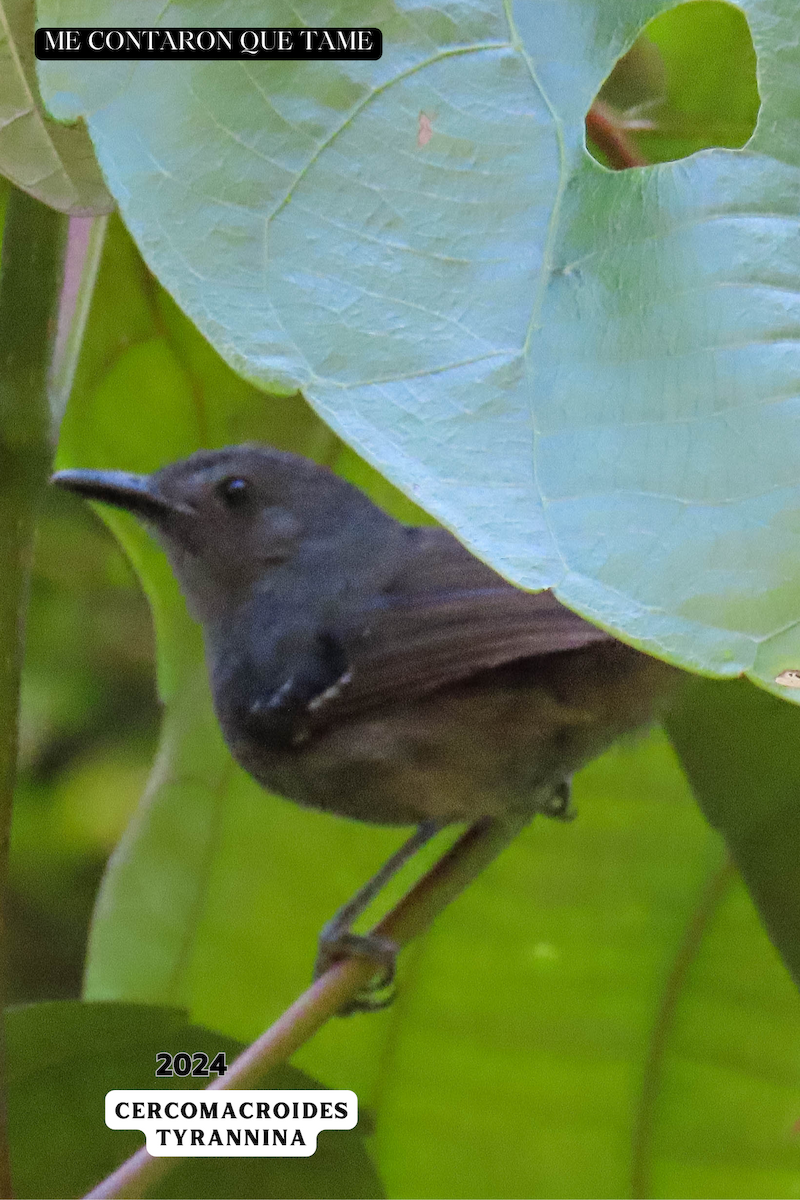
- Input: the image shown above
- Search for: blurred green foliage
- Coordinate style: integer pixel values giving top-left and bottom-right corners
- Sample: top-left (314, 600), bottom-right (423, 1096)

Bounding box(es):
top-left (10, 483), bottom-right (158, 1000)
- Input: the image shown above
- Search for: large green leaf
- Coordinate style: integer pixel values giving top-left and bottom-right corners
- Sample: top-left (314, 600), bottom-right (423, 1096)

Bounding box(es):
top-left (0, 0), bottom-right (112, 212)
top-left (6, 1001), bottom-right (382, 1198)
top-left (361, 738), bottom-right (800, 1200)
top-left (37, 0), bottom-right (800, 690)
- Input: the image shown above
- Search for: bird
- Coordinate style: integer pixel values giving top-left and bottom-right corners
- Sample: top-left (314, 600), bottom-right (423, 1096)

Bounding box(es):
top-left (52, 445), bottom-right (679, 1010)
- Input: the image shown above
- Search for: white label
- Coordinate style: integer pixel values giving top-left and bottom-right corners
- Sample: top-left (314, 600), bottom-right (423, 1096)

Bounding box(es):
top-left (105, 1089), bottom-right (358, 1156)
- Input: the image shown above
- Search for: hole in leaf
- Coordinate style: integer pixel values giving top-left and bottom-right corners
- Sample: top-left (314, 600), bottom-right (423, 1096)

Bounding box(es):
top-left (587, 0), bottom-right (760, 168)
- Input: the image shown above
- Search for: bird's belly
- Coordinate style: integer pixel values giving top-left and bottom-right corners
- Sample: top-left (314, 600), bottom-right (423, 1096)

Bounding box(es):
top-left (225, 646), bottom-right (679, 826)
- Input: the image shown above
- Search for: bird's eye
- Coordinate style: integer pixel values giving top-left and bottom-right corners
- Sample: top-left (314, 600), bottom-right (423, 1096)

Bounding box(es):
top-left (217, 477), bottom-right (251, 509)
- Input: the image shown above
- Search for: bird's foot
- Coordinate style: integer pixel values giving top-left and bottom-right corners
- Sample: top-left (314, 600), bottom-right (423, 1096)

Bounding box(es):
top-left (310, 821), bottom-right (440, 1015)
top-left (540, 779), bottom-right (576, 821)
top-left (313, 926), bottom-right (399, 1015)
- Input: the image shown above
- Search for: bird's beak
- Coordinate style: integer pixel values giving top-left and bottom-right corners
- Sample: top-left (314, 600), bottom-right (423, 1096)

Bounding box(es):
top-left (50, 469), bottom-right (192, 521)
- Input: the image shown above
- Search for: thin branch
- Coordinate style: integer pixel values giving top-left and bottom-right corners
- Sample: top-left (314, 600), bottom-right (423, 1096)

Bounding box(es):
top-left (84, 814), bottom-right (530, 1200)
top-left (586, 99), bottom-right (648, 170)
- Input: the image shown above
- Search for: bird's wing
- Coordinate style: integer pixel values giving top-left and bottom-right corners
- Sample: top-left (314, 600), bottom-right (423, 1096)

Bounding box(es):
top-left (314, 528), bottom-right (613, 723)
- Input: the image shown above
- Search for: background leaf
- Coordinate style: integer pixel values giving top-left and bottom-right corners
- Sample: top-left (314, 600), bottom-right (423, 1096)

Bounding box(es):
top-left (36, 0), bottom-right (800, 689)
top-left (0, 0), bottom-right (112, 213)
top-left (6, 1000), bottom-right (383, 1199)
top-left (665, 677), bottom-right (800, 994)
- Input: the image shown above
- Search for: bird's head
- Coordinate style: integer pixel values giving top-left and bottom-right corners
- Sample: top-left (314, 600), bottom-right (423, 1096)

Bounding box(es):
top-left (52, 444), bottom-right (401, 622)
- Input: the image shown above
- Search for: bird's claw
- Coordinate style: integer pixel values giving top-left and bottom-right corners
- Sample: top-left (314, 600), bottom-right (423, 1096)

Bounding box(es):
top-left (314, 928), bottom-right (399, 1015)
top-left (540, 779), bottom-right (576, 821)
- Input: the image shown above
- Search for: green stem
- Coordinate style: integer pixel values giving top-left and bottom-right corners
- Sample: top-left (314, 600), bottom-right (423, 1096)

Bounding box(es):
top-left (0, 187), bottom-right (69, 1198)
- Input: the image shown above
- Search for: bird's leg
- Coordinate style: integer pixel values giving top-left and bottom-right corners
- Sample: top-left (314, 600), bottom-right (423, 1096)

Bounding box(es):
top-left (314, 820), bottom-right (441, 1013)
